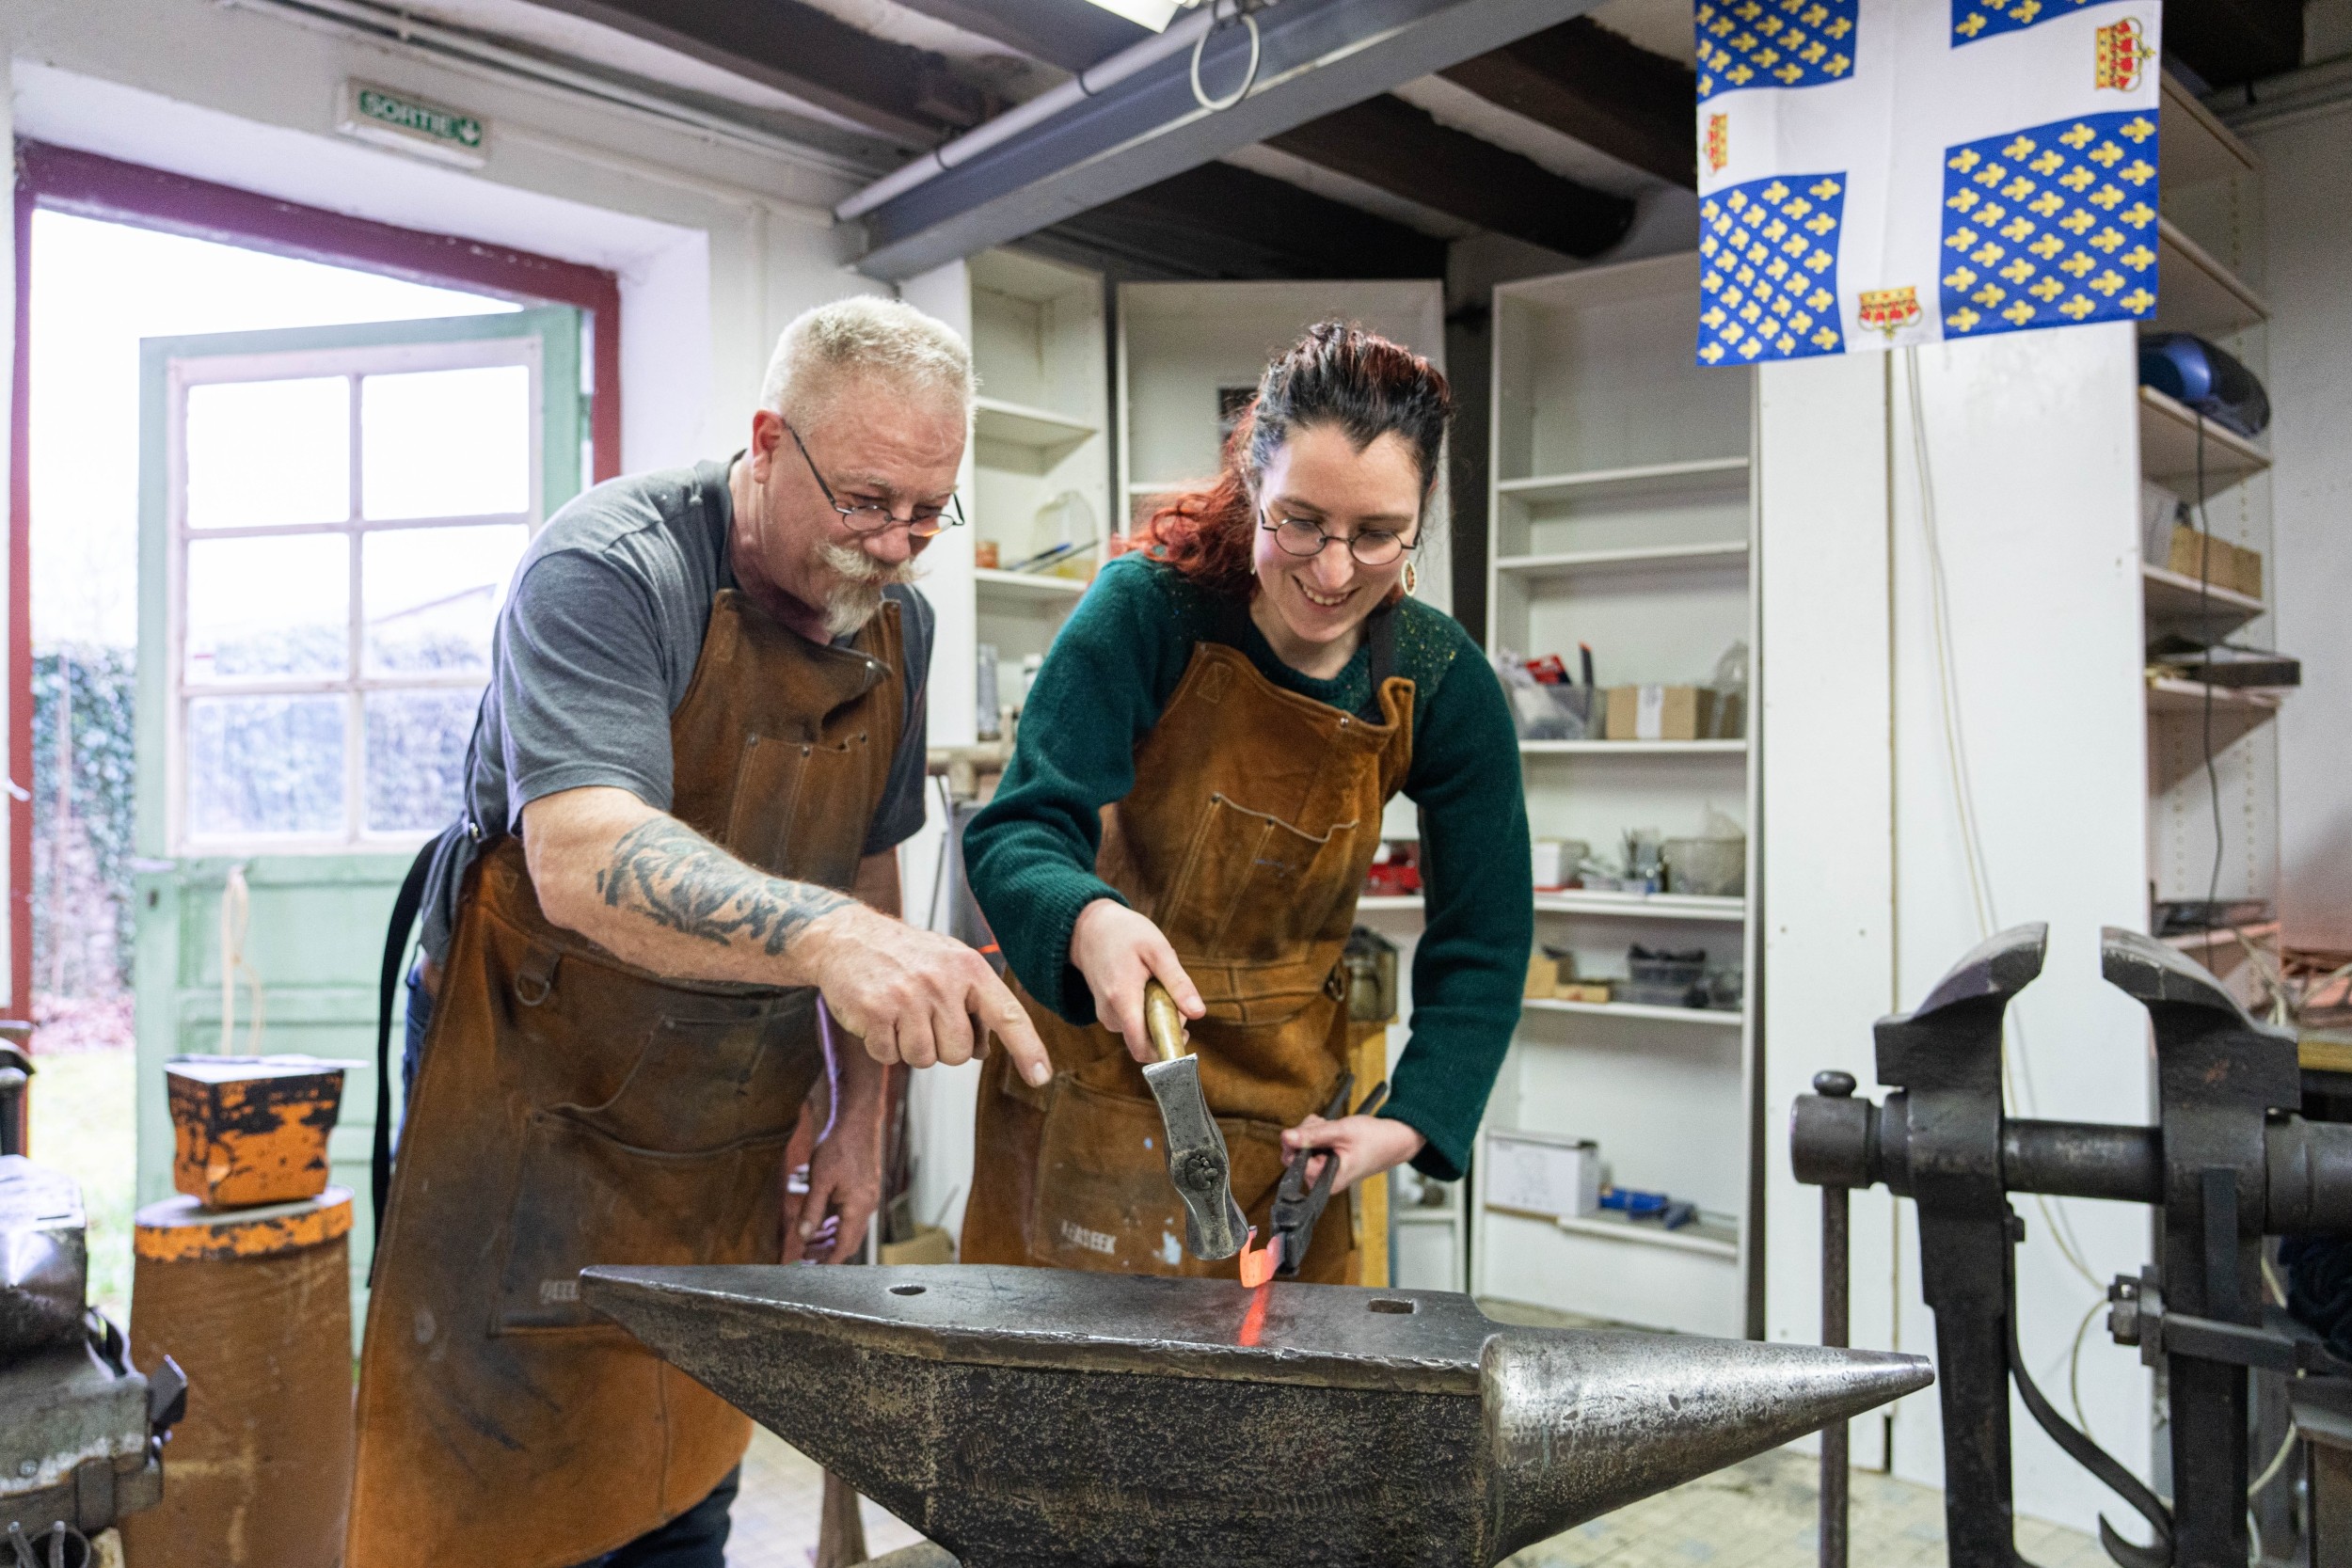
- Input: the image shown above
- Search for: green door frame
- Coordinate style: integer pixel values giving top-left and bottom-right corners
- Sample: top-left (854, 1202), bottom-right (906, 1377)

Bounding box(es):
top-left (135, 309), bottom-right (584, 1314)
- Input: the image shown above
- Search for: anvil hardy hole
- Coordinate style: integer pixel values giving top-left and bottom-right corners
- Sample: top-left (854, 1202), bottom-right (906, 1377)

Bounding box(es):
top-left (889, 1285), bottom-right (927, 1296)
top-left (1368, 1298), bottom-right (1416, 1315)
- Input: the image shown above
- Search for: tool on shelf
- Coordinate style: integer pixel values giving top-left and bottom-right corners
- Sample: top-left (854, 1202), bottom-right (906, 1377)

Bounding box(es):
top-left (1139, 979), bottom-right (1247, 1261)
top-left (1267, 1074), bottom-right (1389, 1278)
top-left (1597, 1185), bottom-right (1695, 1230)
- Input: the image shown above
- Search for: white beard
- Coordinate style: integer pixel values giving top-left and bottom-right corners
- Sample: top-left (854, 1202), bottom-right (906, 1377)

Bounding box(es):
top-left (816, 540), bottom-right (920, 639)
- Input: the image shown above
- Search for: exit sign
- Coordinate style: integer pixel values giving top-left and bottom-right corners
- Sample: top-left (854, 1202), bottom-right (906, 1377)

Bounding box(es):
top-left (338, 82), bottom-right (488, 167)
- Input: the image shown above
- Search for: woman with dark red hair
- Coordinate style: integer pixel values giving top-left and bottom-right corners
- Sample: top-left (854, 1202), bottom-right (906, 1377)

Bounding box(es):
top-left (960, 322), bottom-right (1532, 1282)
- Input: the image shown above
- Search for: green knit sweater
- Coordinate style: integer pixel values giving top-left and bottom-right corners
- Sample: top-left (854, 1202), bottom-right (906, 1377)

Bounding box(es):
top-left (963, 554), bottom-right (1533, 1181)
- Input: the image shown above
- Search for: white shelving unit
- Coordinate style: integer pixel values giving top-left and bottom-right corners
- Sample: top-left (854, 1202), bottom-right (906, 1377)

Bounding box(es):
top-left (969, 250), bottom-right (1111, 685)
top-left (2143, 75), bottom-right (2281, 1003)
top-left (1472, 251), bottom-right (1759, 1340)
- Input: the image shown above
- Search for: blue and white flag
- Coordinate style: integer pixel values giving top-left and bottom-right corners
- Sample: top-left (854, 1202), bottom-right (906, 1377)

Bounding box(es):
top-left (1693, 0), bottom-right (2162, 365)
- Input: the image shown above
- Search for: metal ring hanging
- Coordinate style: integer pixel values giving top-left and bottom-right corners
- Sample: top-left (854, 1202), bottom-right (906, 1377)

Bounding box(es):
top-left (1189, 1), bottom-right (1263, 113)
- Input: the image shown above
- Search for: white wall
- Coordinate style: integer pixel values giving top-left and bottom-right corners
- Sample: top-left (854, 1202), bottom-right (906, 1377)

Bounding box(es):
top-left (1759, 325), bottom-right (2156, 1537)
top-left (0, 0), bottom-right (914, 1006)
top-left (2247, 102), bottom-right (2352, 952)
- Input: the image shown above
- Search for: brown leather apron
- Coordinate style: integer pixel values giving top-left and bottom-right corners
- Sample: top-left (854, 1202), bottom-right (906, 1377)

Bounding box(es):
top-left (961, 618), bottom-right (1413, 1285)
top-left (346, 587), bottom-right (904, 1568)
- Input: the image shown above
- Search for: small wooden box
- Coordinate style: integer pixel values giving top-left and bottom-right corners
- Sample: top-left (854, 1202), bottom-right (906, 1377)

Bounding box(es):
top-left (2167, 525), bottom-right (2264, 600)
top-left (167, 1055), bottom-right (345, 1210)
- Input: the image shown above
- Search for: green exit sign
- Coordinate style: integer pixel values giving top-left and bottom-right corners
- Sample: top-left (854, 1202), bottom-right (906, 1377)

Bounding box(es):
top-left (339, 82), bottom-right (488, 167)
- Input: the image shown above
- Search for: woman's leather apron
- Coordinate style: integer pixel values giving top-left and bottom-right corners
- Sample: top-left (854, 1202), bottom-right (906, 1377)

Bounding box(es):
top-left (346, 587), bottom-right (904, 1568)
top-left (961, 618), bottom-right (1412, 1284)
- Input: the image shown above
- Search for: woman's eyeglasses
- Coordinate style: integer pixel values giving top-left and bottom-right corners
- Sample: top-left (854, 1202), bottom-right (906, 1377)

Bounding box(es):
top-left (1258, 505), bottom-right (1417, 567)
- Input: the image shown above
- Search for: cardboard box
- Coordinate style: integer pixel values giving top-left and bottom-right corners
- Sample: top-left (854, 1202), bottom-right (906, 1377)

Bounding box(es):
top-left (1524, 951), bottom-right (1565, 999)
top-left (879, 1225), bottom-right (955, 1265)
top-left (1604, 685), bottom-right (1718, 742)
top-left (1555, 981), bottom-right (1613, 1005)
top-left (1483, 1128), bottom-right (1602, 1219)
top-left (2167, 525), bottom-right (2263, 600)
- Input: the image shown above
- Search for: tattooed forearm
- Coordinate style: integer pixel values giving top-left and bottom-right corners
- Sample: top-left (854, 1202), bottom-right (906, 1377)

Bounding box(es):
top-left (596, 816), bottom-right (850, 956)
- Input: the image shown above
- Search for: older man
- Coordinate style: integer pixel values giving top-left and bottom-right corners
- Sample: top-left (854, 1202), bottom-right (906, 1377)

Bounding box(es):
top-left (348, 297), bottom-right (1045, 1568)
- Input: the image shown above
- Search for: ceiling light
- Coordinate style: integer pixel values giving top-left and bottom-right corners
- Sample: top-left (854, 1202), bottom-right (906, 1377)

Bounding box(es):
top-left (1079, 0), bottom-right (1184, 30)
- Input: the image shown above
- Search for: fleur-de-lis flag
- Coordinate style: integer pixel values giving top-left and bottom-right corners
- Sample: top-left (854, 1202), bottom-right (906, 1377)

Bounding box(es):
top-left (1695, 0), bottom-right (2161, 365)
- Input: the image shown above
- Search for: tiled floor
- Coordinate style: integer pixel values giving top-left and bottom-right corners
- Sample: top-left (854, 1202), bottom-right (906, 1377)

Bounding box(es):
top-left (726, 1428), bottom-right (924, 1568)
top-left (723, 1429), bottom-right (2106, 1568)
top-left (1504, 1447), bottom-right (2107, 1568)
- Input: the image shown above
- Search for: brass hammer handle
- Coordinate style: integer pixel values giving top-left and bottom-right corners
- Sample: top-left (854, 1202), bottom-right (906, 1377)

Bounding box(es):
top-left (1143, 979), bottom-right (1187, 1064)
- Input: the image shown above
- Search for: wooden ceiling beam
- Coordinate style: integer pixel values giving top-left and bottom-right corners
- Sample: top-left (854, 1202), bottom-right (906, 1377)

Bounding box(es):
top-left (2163, 0), bottom-right (2302, 87)
top-left (1050, 162), bottom-right (1449, 280)
top-left (529, 0), bottom-right (976, 144)
top-left (1266, 94), bottom-right (1634, 259)
top-left (1439, 18), bottom-right (1695, 188)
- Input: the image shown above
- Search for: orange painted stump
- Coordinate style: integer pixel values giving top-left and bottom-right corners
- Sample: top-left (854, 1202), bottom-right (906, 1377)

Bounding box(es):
top-left (122, 1188), bottom-right (355, 1568)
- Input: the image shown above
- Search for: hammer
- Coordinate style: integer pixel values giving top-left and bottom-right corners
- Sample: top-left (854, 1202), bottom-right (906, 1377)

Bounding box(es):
top-left (1139, 979), bottom-right (1248, 1261)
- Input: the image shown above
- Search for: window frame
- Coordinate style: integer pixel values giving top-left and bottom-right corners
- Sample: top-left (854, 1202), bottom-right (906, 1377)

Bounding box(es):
top-left (151, 313), bottom-right (579, 855)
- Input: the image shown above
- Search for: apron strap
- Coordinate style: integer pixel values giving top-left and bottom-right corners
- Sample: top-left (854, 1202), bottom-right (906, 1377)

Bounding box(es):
top-left (373, 835), bottom-right (442, 1242)
top-left (1359, 599), bottom-right (1399, 721)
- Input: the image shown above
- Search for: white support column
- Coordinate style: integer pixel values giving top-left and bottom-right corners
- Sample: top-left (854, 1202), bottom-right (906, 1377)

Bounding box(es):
top-left (1760, 324), bottom-right (2154, 1533)
top-left (1757, 348), bottom-right (1899, 1470)
top-left (894, 257), bottom-right (981, 1249)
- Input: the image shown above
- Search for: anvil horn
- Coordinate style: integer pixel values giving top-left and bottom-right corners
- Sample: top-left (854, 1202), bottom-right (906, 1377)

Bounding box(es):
top-left (582, 1265), bottom-right (1931, 1568)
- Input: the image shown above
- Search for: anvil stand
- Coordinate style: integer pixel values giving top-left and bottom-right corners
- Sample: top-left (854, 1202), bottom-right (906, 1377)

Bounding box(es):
top-left (1793, 924), bottom-right (2352, 1568)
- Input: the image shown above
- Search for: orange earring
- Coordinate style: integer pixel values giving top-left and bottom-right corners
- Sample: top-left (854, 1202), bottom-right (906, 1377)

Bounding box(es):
top-left (1403, 562), bottom-right (1419, 596)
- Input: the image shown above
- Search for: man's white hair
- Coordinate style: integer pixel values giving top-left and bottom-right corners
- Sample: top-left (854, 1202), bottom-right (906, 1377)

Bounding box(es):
top-left (759, 294), bottom-right (976, 432)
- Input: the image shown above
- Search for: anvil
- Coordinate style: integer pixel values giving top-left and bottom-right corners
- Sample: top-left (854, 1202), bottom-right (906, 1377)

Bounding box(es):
top-left (581, 1265), bottom-right (1931, 1567)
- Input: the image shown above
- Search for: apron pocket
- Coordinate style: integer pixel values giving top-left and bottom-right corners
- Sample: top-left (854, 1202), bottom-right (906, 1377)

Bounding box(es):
top-left (1027, 1075), bottom-right (1286, 1276)
top-left (726, 730), bottom-right (872, 886)
top-left (489, 1008), bottom-right (817, 1333)
top-left (1157, 795), bottom-right (1361, 981)
top-left (492, 1113), bottom-right (794, 1332)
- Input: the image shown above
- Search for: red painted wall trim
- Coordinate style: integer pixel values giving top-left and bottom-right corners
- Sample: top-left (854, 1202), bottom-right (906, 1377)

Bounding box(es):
top-left (7, 140), bottom-right (627, 1022)
top-left (7, 169), bottom-right (29, 1053)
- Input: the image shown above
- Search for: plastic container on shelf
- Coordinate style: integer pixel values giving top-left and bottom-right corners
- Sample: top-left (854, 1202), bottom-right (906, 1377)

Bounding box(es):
top-left (1664, 834), bottom-right (1745, 897)
top-left (1621, 944), bottom-right (1708, 1008)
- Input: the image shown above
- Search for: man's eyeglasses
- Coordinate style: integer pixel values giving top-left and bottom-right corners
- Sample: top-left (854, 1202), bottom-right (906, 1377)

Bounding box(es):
top-left (1258, 504), bottom-right (1418, 567)
top-left (784, 419), bottom-right (965, 538)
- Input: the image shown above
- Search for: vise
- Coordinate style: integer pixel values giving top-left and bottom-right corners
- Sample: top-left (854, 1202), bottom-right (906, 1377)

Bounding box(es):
top-left (1790, 924), bottom-right (2352, 1568)
top-left (582, 1263), bottom-right (1931, 1567)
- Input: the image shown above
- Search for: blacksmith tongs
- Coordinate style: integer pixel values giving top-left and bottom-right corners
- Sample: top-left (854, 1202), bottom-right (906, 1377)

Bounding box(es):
top-left (1269, 1073), bottom-right (1390, 1278)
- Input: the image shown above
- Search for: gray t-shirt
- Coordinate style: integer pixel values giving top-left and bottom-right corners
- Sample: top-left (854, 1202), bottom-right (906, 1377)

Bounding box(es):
top-left (418, 457), bottom-right (933, 962)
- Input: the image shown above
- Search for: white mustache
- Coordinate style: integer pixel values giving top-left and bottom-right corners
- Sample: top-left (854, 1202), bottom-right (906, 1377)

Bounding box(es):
top-left (816, 541), bottom-right (920, 637)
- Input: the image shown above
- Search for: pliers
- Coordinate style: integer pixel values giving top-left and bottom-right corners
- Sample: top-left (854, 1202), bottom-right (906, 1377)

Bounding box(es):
top-left (1268, 1072), bottom-right (1390, 1278)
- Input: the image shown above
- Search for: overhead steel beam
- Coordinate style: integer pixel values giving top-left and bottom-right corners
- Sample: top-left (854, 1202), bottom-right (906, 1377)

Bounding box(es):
top-left (1439, 18), bottom-right (1695, 187)
top-left (845, 0), bottom-right (1604, 280)
top-left (1048, 162), bottom-right (1451, 280)
top-left (883, 0), bottom-right (1151, 73)
top-left (529, 0), bottom-right (977, 145)
top-left (1268, 95), bottom-right (1631, 257)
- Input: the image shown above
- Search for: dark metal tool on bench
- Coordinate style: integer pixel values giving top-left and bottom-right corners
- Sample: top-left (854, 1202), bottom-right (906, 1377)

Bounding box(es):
top-left (1790, 924), bottom-right (2352, 1568)
top-left (582, 1263), bottom-right (1932, 1568)
top-left (1139, 978), bottom-right (1248, 1261)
